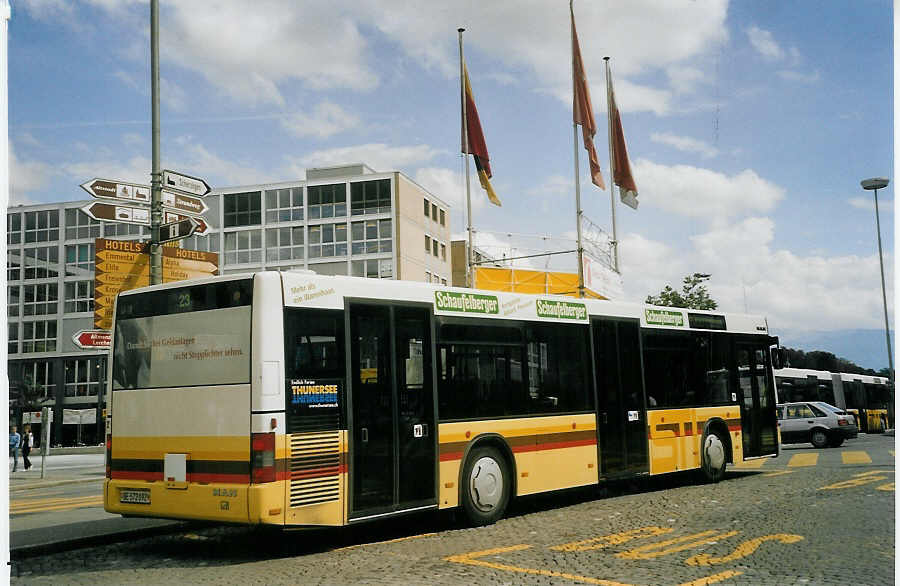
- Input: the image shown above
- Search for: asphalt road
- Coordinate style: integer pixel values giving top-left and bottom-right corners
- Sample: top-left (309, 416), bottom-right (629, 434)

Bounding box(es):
top-left (9, 433), bottom-right (895, 584)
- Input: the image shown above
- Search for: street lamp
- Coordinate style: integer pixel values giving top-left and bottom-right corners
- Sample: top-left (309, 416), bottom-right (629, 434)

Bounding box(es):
top-left (861, 177), bottom-right (893, 381)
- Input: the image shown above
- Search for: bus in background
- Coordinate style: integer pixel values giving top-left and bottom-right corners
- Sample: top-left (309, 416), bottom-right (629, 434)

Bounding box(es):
top-left (104, 272), bottom-right (780, 528)
top-left (774, 368), bottom-right (892, 433)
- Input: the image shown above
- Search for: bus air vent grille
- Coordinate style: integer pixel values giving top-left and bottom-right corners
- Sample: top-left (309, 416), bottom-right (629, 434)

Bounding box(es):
top-left (289, 431), bottom-right (341, 508)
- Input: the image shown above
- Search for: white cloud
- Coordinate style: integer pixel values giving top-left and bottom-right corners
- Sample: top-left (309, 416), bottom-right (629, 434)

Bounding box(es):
top-left (650, 132), bottom-right (719, 159)
top-left (746, 26), bottom-right (784, 60)
top-left (619, 217), bottom-right (892, 332)
top-left (414, 167), bottom-right (469, 212)
top-left (291, 143), bottom-right (441, 174)
top-left (632, 160), bottom-right (784, 219)
top-left (666, 66), bottom-right (707, 95)
top-left (61, 155), bottom-right (151, 186)
top-left (115, 70), bottom-right (189, 112)
top-left (280, 102), bottom-right (361, 139)
top-left (848, 196), bottom-right (893, 212)
top-left (172, 139), bottom-right (272, 186)
top-left (9, 146), bottom-right (53, 205)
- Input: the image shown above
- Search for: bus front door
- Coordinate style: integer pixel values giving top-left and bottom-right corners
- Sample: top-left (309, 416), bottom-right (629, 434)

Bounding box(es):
top-left (593, 318), bottom-right (648, 478)
top-left (349, 304), bottom-right (436, 518)
top-left (736, 343), bottom-right (779, 458)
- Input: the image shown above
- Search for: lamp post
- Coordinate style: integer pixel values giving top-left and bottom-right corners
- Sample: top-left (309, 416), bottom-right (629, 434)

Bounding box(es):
top-left (861, 177), bottom-right (893, 381)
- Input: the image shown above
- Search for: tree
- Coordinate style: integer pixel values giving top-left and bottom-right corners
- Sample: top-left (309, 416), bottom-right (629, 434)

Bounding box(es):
top-left (646, 273), bottom-right (718, 310)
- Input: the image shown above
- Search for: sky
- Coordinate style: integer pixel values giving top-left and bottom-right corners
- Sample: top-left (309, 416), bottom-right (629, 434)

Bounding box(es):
top-left (6, 1), bottom-right (895, 369)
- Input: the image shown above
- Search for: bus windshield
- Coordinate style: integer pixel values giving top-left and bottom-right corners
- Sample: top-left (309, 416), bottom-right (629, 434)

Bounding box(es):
top-left (111, 279), bottom-right (253, 390)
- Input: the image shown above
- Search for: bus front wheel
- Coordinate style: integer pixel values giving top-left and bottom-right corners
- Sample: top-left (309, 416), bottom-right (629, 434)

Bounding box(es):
top-left (700, 431), bottom-right (726, 483)
top-left (461, 445), bottom-right (510, 526)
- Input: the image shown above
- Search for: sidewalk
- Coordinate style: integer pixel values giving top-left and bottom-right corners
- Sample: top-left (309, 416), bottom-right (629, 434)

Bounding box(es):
top-left (9, 452), bottom-right (106, 492)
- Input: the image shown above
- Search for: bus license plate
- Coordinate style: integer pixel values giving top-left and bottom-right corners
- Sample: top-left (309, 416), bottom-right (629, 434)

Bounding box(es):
top-left (120, 489), bottom-right (151, 505)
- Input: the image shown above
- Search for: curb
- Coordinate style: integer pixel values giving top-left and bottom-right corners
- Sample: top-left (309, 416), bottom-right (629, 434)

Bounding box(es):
top-left (10, 476), bottom-right (106, 492)
top-left (11, 520), bottom-right (192, 559)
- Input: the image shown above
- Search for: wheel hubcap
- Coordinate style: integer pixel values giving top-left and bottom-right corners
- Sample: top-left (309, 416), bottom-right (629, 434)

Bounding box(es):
top-left (704, 435), bottom-right (725, 470)
top-left (470, 457), bottom-right (503, 512)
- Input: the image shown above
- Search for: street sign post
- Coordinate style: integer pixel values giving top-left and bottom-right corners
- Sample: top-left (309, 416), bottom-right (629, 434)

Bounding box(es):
top-left (162, 169), bottom-right (211, 197)
top-left (80, 178), bottom-right (151, 203)
top-left (72, 330), bottom-right (112, 349)
top-left (163, 211), bottom-right (209, 234)
top-left (159, 217), bottom-right (199, 243)
top-left (161, 189), bottom-right (208, 215)
top-left (81, 201), bottom-right (151, 226)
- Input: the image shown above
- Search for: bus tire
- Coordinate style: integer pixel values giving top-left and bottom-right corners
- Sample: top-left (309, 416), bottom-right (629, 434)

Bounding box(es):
top-left (810, 428), bottom-right (829, 449)
top-left (461, 445), bottom-right (510, 526)
top-left (700, 431), bottom-right (726, 483)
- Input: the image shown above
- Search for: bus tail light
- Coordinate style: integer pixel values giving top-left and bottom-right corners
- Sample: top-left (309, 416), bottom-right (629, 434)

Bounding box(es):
top-left (251, 432), bottom-right (276, 483)
top-left (105, 437), bottom-right (112, 478)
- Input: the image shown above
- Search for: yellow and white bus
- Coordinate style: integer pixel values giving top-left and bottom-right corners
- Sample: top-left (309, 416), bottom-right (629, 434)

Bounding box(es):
top-left (104, 271), bottom-right (780, 526)
top-left (774, 368), bottom-right (892, 433)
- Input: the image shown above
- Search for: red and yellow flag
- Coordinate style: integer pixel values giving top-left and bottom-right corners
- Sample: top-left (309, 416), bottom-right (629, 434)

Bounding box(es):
top-left (462, 65), bottom-right (501, 206)
top-left (608, 73), bottom-right (638, 208)
top-left (571, 8), bottom-right (605, 190)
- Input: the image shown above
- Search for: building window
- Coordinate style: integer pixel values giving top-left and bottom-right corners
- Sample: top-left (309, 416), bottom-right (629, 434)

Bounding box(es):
top-left (224, 229), bottom-right (262, 264)
top-left (265, 187), bottom-right (304, 223)
top-left (431, 203), bottom-right (438, 222)
top-left (8, 285), bottom-right (20, 317)
top-left (424, 198), bottom-right (430, 217)
top-left (441, 278), bottom-right (447, 286)
top-left (104, 222), bottom-right (145, 237)
top-left (308, 184), bottom-right (346, 219)
top-left (21, 360), bottom-right (54, 400)
top-left (65, 358), bottom-right (102, 398)
top-left (440, 209), bottom-right (446, 226)
top-left (266, 226), bottom-right (305, 263)
top-left (23, 283), bottom-right (59, 316)
top-left (350, 179), bottom-right (391, 215)
top-left (65, 208), bottom-right (102, 240)
top-left (308, 224), bottom-right (348, 259)
top-left (425, 272), bottom-right (432, 283)
top-left (224, 191), bottom-right (261, 227)
top-left (24, 210), bottom-right (60, 243)
top-left (351, 219), bottom-right (391, 255)
top-left (181, 233), bottom-right (219, 253)
top-left (8, 213), bottom-right (21, 245)
top-left (425, 235), bottom-right (431, 253)
top-left (352, 259), bottom-right (392, 279)
top-left (24, 246), bottom-right (59, 280)
top-left (8, 323), bottom-right (18, 354)
top-left (432, 239), bottom-right (439, 257)
top-left (22, 320), bottom-right (57, 353)
top-left (65, 244), bottom-right (95, 276)
top-left (441, 243), bottom-right (446, 261)
top-left (64, 281), bottom-right (94, 313)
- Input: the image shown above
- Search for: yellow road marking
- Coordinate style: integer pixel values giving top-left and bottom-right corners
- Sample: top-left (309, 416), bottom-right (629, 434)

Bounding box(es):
top-left (820, 474), bottom-right (889, 490)
top-left (685, 534), bottom-right (804, 566)
top-left (733, 458), bottom-right (767, 469)
top-left (787, 453), bottom-right (818, 467)
top-left (762, 470), bottom-right (793, 477)
top-left (551, 526), bottom-right (673, 552)
top-left (445, 544), bottom-right (635, 586)
top-left (11, 495), bottom-right (104, 514)
top-left (617, 531), bottom-right (739, 560)
top-left (841, 451), bottom-right (872, 465)
top-left (678, 570), bottom-right (744, 585)
top-left (854, 469), bottom-right (892, 477)
top-left (876, 483), bottom-right (894, 492)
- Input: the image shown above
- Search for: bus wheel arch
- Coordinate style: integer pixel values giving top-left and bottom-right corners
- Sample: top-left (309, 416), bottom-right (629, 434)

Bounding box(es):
top-left (700, 419), bottom-right (730, 483)
top-left (458, 434), bottom-right (515, 526)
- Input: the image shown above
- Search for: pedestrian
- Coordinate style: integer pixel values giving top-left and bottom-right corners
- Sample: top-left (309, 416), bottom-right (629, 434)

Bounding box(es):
top-left (22, 424), bottom-right (33, 471)
top-left (9, 425), bottom-right (20, 473)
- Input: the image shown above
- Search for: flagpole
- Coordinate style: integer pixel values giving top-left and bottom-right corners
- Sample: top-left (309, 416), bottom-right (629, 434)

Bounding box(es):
top-left (571, 0), bottom-right (585, 298)
top-left (458, 28), bottom-right (475, 288)
top-left (604, 56), bottom-right (620, 273)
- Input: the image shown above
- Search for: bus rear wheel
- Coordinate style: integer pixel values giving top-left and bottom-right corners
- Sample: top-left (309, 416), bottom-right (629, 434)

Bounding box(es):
top-left (700, 431), bottom-right (726, 483)
top-left (461, 445), bottom-right (510, 526)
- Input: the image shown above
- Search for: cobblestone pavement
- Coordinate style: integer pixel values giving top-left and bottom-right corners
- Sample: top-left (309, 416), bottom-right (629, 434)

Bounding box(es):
top-left (11, 435), bottom-right (894, 585)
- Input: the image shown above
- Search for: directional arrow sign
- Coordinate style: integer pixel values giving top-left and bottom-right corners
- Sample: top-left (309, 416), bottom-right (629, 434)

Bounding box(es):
top-left (81, 178), bottom-right (151, 204)
top-left (72, 330), bottom-right (112, 349)
top-left (81, 201), bottom-right (150, 226)
top-left (161, 189), bottom-right (209, 215)
top-left (162, 169), bottom-right (211, 197)
top-left (159, 217), bottom-right (199, 243)
top-left (164, 211), bottom-right (209, 234)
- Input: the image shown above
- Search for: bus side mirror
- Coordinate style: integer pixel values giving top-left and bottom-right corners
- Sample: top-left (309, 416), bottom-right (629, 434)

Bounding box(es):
top-left (771, 348), bottom-right (786, 370)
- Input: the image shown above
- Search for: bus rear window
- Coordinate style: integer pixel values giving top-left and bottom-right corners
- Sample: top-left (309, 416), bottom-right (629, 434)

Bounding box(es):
top-left (112, 279), bottom-right (253, 390)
